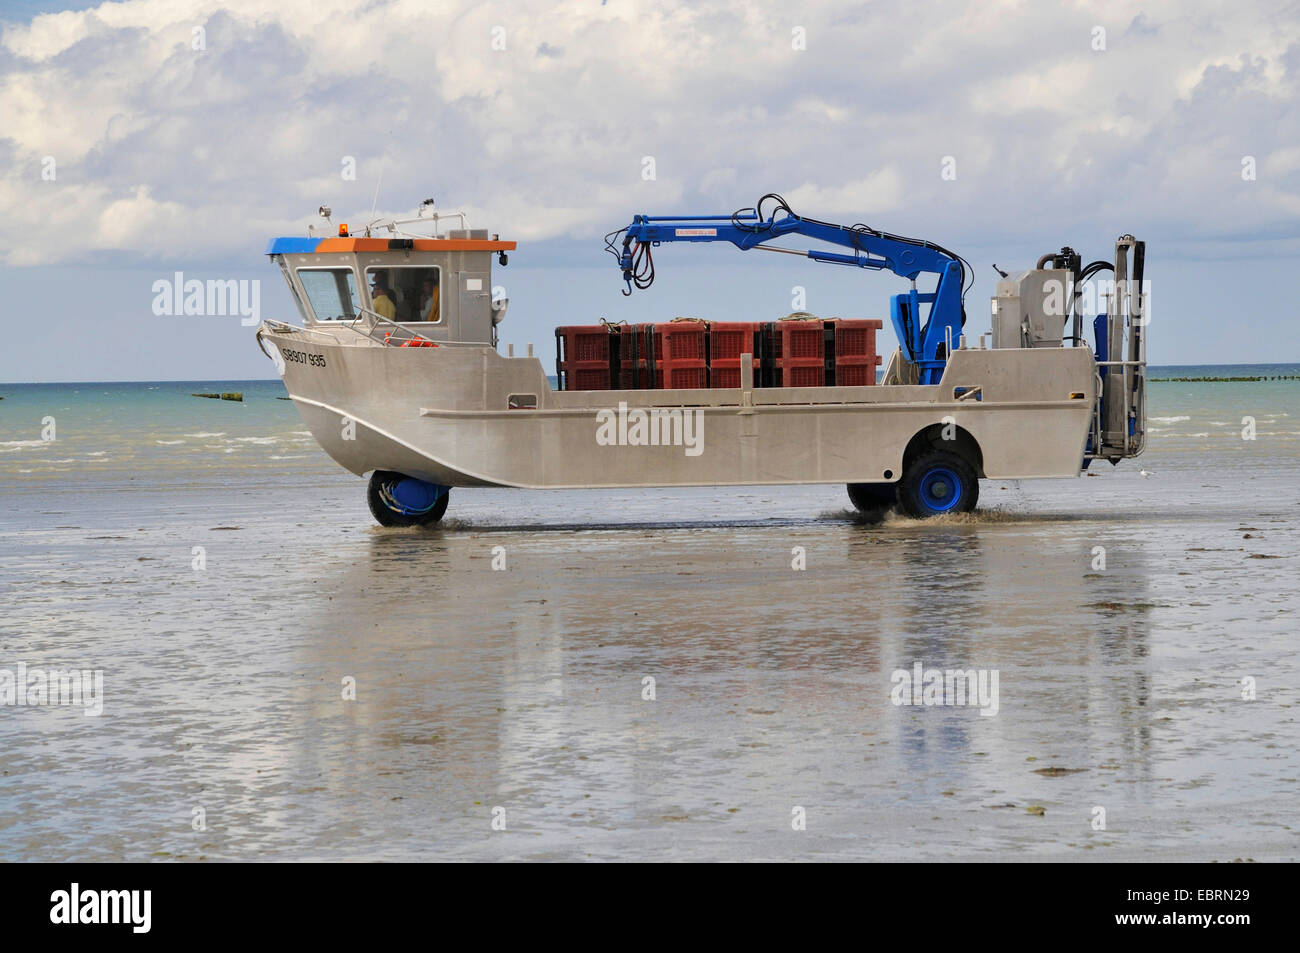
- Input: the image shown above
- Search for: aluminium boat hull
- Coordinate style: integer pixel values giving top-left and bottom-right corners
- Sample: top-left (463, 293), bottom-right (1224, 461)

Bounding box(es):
top-left (258, 324), bottom-right (1096, 490)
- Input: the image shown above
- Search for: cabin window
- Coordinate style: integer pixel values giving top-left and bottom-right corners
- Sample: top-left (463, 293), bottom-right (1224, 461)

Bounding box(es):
top-left (278, 260), bottom-right (312, 322)
top-left (365, 266), bottom-right (442, 323)
top-left (297, 268), bottom-right (360, 321)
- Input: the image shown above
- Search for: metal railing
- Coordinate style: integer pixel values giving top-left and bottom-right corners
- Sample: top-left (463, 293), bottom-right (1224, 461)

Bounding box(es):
top-left (258, 307), bottom-right (495, 350)
top-left (362, 209), bottom-right (470, 240)
top-left (1087, 358), bottom-right (1146, 459)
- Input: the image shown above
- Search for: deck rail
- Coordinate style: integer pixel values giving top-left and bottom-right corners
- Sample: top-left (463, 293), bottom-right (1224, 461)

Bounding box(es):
top-left (259, 306), bottom-right (493, 349)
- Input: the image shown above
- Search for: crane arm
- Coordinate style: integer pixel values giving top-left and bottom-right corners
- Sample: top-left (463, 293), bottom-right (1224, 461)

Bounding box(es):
top-left (605, 194), bottom-right (968, 384)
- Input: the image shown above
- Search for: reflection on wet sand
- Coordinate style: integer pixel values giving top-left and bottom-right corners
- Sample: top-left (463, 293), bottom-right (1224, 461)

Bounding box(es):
top-left (263, 514), bottom-right (1196, 860)
top-left (3, 476), bottom-right (1296, 861)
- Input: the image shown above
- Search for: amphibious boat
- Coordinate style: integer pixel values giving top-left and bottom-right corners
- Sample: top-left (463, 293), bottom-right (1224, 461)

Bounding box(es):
top-left (255, 194), bottom-right (1147, 526)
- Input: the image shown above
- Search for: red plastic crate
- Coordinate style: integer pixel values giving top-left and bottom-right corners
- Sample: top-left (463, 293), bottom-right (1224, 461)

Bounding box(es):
top-left (709, 322), bottom-right (762, 360)
top-left (641, 325), bottom-right (664, 388)
top-left (647, 321), bottom-right (708, 390)
top-left (570, 366), bottom-right (613, 390)
top-left (780, 361), bottom-right (826, 387)
top-left (831, 318), bottom-right (881, 358)
top-left (830, 318), bottom-right (882, 386)
top-left (665, 365), bottom-right (708, 389)
top-left (834, 360), bottom-right (878, 386)
top-left (660, 321), bottom-right (707, 360)
top-left (709, 321), bottom-right (762, 389)
top-left (772, 320), bottom-right (826, 387)
top-left (614, 324), bottom-right (646, 389)
top-left (710, 367), bottom-right (739, 389)
top-left (556, 325), bottom-right (611, 362)
top-left (774, 321), bottom-right (824, 360)
top-left (556, 325), bottom-right (614, 391)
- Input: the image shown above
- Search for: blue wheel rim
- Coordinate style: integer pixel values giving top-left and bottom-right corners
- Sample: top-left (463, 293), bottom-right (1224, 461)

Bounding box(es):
top-left (383, 477), bottom-right (446, 514)
top-left (918, 466), bottom-right (962, 512)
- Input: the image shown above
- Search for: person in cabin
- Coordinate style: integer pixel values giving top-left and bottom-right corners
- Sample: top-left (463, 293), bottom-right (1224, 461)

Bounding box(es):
top-left (420, 275), bottom-right (440, 322)
top-left (370, 272), bottom-right (396, 320)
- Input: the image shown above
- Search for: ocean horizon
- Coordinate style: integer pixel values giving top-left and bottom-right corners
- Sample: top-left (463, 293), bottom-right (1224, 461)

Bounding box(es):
top-left (4, 360), bottom-right (1299, 388)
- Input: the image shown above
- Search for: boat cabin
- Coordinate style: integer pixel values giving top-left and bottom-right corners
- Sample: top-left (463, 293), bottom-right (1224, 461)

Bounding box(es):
top-left (265, 229), bottom-right (515, 345)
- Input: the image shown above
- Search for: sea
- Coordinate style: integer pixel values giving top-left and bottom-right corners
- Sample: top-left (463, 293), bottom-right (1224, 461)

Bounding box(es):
top-left (1, 364), bottom-right (1297, 860)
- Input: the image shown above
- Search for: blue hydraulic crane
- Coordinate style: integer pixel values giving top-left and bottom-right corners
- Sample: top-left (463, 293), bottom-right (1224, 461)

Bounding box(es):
top-left (606, 193), bottom-right (970, 384)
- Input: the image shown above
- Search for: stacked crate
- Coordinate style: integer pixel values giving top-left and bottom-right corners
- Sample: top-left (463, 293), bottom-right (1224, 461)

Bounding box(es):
top-left (642, 325), bottom-right (663, 388)
top-left (554, 317), bottom-right (880, 391)
top-left (647, 321), bottom-right (708, 390)
top-left (829, 319), bottom-right (883, 386)
top-left (708, 322), bottom-right (763, 388)
top-left (614, 324), bottom-right (647, 389)
top-left (769, 319), bottom-right (826, 387)
top-left (555, 325), bottom-right (615, 391)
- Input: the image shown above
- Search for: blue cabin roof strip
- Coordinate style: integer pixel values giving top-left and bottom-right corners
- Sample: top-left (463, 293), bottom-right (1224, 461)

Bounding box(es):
top-left (265, 237), bottom-right (324, 255)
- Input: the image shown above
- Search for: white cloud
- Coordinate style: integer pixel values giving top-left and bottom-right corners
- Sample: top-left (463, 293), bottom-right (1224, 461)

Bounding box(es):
top-left (0, 0), bottom-right (1296, 267)
top-left (784, 169), bottom-right (903, 218)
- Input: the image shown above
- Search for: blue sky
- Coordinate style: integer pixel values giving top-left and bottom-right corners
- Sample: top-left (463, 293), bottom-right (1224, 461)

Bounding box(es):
top-left (1, 0), bottom-right (1297, 382)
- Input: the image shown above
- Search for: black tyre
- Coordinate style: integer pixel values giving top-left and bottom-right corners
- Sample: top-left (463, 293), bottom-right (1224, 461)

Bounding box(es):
top-left (847, 482), bottom-right (897, 514)
top-left (367, 470), bottom-right (450, 527)
top-left (896, 449), bottom-right (979, 518)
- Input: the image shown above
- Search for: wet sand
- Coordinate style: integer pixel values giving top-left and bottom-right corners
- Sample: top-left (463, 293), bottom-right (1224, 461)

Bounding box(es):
top-left (2, 472), bottom-right (1297, 861)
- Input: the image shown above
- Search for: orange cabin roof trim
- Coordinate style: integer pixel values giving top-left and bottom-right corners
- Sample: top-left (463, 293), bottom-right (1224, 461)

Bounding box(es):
top-left (314, 237), bottom-right (517, 252)
top-left (265, 236), bottom-right (516, 255)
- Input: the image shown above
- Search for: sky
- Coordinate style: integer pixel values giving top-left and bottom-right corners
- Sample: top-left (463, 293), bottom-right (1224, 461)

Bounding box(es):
top-left (0, 0), bottom-right (1297, 382)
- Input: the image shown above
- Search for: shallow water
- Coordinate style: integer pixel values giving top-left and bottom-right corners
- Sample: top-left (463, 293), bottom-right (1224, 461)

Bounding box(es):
top-left (1, 369), bottom-right (1298, 860)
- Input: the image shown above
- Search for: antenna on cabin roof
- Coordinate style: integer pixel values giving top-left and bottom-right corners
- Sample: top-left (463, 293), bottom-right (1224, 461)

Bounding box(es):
top-left (367, 132), bottom-right (392, 234)
top-left (368, 162), bottom-right (384, 223)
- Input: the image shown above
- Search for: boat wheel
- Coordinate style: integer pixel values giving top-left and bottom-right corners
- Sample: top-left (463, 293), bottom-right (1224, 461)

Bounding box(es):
top-left (896, 450), bottom-right (979, 518)
top-left (367, 470), bottom-right (450, 526)
top-left (847, 482), bottom-right (897, 515)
